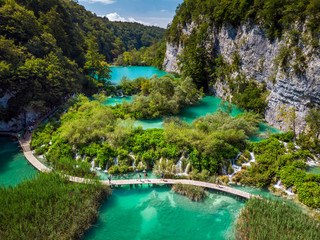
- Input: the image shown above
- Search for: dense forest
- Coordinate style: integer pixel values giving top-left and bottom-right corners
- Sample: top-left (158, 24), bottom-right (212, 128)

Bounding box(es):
top-left (167, 0), bottom-right (320, 43)
top-left (0, 0), bottom-right (164, 122)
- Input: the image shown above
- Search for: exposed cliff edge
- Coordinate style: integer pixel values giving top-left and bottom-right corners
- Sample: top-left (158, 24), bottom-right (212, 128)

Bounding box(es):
top-left (163, 21), bottom-right (320, 134)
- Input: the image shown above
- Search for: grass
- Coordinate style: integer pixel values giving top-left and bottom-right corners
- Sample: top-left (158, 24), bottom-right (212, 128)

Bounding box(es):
top-left (235, 198), bottom-right (320, 240)
top-left (0, 173), bottom-right (111, 240)
top-left (172, 183), bottom-right (206, 201)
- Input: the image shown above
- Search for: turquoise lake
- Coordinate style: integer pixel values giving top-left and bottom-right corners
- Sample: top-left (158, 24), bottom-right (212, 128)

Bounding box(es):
top-left (84, 185), bottom-right (245, 240)
top-left (0, 136), bottom-right (36, 187)
top-left (109, 66), bottom-right (168, 84)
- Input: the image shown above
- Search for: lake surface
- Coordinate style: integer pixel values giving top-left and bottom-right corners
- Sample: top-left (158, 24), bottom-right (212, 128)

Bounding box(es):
top-left (0, 136), bottom-right (36, 187)
top-left (84, 185), bottom-right (245, 240)
top-left (109, 66), bottom-right (168, 85)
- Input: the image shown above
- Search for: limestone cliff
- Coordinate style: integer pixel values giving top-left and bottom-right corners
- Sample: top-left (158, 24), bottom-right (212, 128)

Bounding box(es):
top-left (163, 21), bottom-right (320, 134)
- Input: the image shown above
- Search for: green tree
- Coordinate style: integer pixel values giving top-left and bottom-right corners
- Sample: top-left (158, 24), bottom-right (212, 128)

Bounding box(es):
top-left (306, 107), bottom-right (320, 138)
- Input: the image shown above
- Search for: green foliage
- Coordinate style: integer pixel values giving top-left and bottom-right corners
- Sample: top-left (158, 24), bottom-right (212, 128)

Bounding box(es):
top-left (104, 21), bottom-right (165, 52)
top-left (272, 131), bottom-right (294, 142)
top-left (297, 182), bottom-right (320, 208)
top-left (168, 0), bottom-right (320, 43)
top-left (235, 198), bottom-right (320, 240)
top-left (32, 95), bottom-right (261, 176)
top-left (1, 0), bottom-right (164, 121)
top-left (111, 75), bottom-right (204, 119)
top-left (114, 38), bottom-right (167, 69)
top-left (230, 76), bottom-right (267, 114)
top-left (172, 183), bottom-right (206, 201)
top-left (306, 107), bottom-right (320, 138)
top-left (0, 172), bottom-right (111, 240)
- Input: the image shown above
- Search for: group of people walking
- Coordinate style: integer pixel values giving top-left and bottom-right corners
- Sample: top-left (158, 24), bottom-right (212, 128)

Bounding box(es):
top-left (137, 171), bottom-right (148, 181)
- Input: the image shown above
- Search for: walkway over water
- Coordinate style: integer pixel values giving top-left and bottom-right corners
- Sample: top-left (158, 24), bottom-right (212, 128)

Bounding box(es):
top-left (1, 110), bottom-right (253, 199)
top-left (102, 179), bottom-right (252, 199)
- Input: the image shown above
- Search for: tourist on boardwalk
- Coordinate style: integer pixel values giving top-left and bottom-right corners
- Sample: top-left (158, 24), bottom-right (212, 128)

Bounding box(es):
top-left (144, 171), bottom-right (147, 181)
top-left (108, 175), bottom-right (111, 184)
top-left (137, 172), bottom-right (141, 181)
top-left (161, 171), bottom-right (164, 181)
top-left (216, 178), bottom-right (219, 187)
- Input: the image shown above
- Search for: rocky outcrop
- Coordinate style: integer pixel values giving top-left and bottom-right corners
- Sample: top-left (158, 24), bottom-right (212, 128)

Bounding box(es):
top-left (0, 92), bottom-right (40, 131)
top-left (163, 21), bottom-right (320, 134)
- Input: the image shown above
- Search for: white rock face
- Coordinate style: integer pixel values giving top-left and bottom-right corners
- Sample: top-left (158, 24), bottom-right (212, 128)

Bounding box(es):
top-left (163, 21), bottom-right (320, 134)
top-left (163, 42), bottom-right (183, 73)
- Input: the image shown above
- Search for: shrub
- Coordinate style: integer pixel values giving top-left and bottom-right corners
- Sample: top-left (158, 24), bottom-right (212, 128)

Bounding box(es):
top-left (172, 183), bottom-right (206, 201)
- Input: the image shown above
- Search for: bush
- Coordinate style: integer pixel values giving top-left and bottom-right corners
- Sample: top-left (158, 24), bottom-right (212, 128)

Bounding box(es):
top-left (172, 183), bottom-right (206, 201)
top-left (272, 131), bottom-right (294, 142)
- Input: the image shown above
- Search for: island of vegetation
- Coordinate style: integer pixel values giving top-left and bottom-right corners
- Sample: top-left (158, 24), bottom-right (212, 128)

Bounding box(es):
top-left (172, 183), bottom-right (206, 201)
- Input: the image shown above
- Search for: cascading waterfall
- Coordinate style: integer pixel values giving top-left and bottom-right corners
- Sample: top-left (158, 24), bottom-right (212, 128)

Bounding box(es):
top-left (103, 162), bottom-right (108, 173)
top-left (175, 155), bottom-right (184, 173)
top-left (176, 155), bottom-right (190, 176)
top-left (91, 160), bottom-right (95, 171)
top-left (82, 154), bottom-right (86, 162)
top-left (242, 152), bottom-right (256, 166)
top-left (114, 155), bottom-right (119, 166)
top-left (228, 152), bottom-right (242, 181)
top-left (94, 158), bottom-right (101, 171)
top-left (129, 153), bottom-right (136, 167)
top-left (273, 179), bottom-right (295, 196)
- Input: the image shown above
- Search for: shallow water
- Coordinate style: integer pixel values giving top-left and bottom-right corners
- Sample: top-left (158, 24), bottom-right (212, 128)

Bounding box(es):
top-left (96, 170), bottom-right (159, 181)
top-left (109, 66), bottom-right (168, 85)
top-left (84, 186), bottom-right (245, 240)
top-left (306, 166), bottom-right (320, 174)
top-left (0, 137), bottom-right (36, 187)
top-left (104, 96), bottom-right (133, 106)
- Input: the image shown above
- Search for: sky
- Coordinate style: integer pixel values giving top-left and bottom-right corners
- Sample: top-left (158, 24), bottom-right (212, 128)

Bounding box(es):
top-left (78, 0), bottom-right (183, 28)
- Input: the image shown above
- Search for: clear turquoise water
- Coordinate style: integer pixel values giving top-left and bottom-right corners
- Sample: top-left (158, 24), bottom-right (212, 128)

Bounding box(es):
top-left (109, 66), bottom-right (168, 85)
top-left (96, 170), bottom-right (159, 181)
top-left (134, 96), bottom-right (243, 129)
top-left (133, 96), bottom-right (281, 141)
top-left (84, 186), bottom-right (245, 240)
top-left (306, 166), bottom-right (320, 174)
top-left (0, 136), bottom-right (36, 187)
top-left (104, 96), bottom-right (133, 106)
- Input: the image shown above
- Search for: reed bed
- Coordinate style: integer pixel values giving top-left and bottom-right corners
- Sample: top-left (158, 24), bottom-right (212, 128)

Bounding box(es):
top-left (172, 183), bottom-right (206, 201)
top-left (0, 173), bottom-right (111, 240)
top-left (235, 198), bottom-right (320, 240)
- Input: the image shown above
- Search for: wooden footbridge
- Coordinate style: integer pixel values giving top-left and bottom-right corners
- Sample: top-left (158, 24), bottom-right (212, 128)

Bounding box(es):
top-left (1, 114), bottom-right (254, 199)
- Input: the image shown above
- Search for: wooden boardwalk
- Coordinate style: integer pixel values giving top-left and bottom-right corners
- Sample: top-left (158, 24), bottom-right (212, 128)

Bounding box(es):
top-left (1, 114), bottom-right (253, 199)
top-left (100, 179), bottom-right (252, 199)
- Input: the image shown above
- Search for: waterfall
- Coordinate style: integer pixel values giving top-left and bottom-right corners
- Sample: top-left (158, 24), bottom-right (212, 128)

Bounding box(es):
top-left (114, 155), bottom-right (119, 166)
top-left (82, 154), bottom-right (86, 161)
top-left (183, 162), bottom-right (190, 174)
top-left (274, 179), bottom-right (282, 189)
top-left (129, 153), bottom-right (136, 167)
top-left (228, 152), bottom-right (242, 182)
top-left (91, 160), bottom-right (95, 171)
top-left (103, 162), bottom-right (108, 173)
top-left (175, 155), bottom-right (184, 173)
top-left (242, 152), bottom-right (256, 166)
top-left (273, 179), bottom-right (295, 196)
